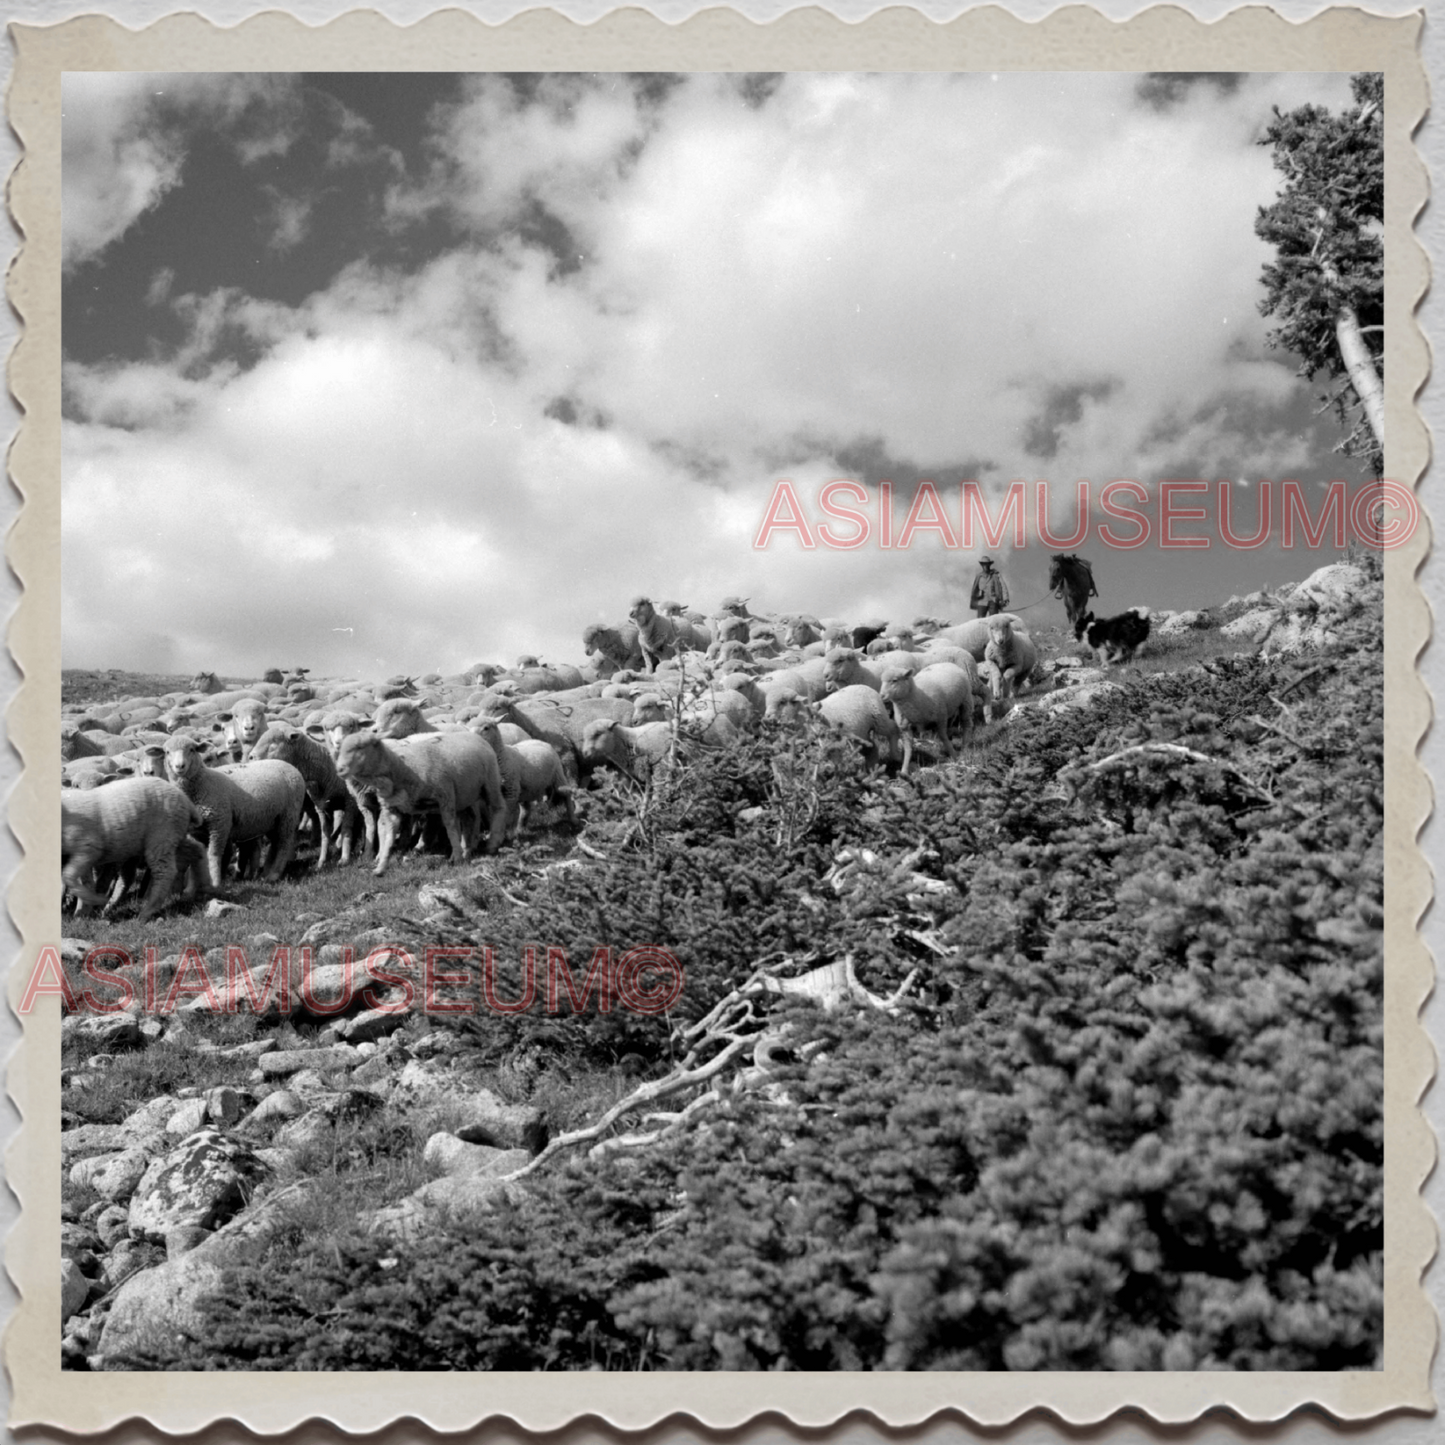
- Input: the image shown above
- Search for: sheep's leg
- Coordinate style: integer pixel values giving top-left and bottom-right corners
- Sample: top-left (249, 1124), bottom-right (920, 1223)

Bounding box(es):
top-left (438, 799), bottom-right (469, 864)
top-left (264, 810), bottom-right (299, 882)
top-left (137, 838), bottom-right (180, 922)
top-left (207, 821), bottom-right (231, 892)
top-left (63, 851), bottom-right (109, 913)
top-left (373, 808), bottom-right (400, 876)
top-left (307, 791), bottom-right (330, 869)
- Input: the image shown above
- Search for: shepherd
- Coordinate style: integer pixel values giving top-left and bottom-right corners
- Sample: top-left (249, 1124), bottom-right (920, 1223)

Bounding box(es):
top-left (1049, 553), bottom-right (1099, 638)
top-left (970, 555), bottom-right (1010, 618)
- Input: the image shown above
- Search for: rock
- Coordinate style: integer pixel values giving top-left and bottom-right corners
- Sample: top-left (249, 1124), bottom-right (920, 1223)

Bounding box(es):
top-left (206, 899), bottom-right (243, 918)
top-left (127, 1129), bottom-right (270, 1243)
top-left (423, 1135), bottom-right (528, 1179)
top-left (72, 1146), bottom-right (153, 1203)
top-left (99, 1237), bottom-right (166, 1293)
top-left (243, 1089), bottom-right (303, 1127)
top-left (62, 1014), bottom-right (142, 1051)
top-left (166, 1225), bottom-right (213, 1259)
top-left (62, 1123), bottom-right (135, 1168)
top-left (1221, 606), bottom-right (1277, 641)
top-left (138, 1017), bottom-right (165, 1044)
top-left (95, 1204), bottom-right (131, 1248)
top-left (412, 1082), bottom-right (549, 1155)
top-left (257, 1044), bottom-right (361, 1078)
top-left (165, 1098), bottom-right (211, 1137)
top-left (342, 1008), bottom-right (408, 1045)
top-left (206, 1086), bottom-right (244, 1127)
top-left (61, 1258), bottom-right (90, 1324)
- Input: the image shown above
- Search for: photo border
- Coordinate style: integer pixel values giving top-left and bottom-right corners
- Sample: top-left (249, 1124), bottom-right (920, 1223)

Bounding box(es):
top-left (5, 4), bottom-right (1433, 1432)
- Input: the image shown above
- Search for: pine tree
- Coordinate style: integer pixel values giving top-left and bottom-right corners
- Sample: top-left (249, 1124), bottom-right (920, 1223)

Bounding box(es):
top-left (1255, 73), bottom-right (1384, 477)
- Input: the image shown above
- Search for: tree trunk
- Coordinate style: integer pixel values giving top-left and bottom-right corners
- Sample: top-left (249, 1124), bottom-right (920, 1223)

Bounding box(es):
top-left (1335, 302), bottom-right (1385, 458)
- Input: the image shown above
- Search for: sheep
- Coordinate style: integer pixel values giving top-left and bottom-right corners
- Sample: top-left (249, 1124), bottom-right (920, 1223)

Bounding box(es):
top-left (335, 730), bottom-right (507, 876)
top-left (224, 698), bottom-right (271, 760)
top-left (61, 776), bottom-right (209, 922)
top-left (763, 686), bottom-right (813, 724)
top-left (250, 723), bottom-right (360, 868)
top-left (719, 673), bottom-right (768, 721)
top-left (373, 697), bottom-right (437, 739)
top-left (582, 623), bottom-right (646, 677)
top-left (580, 717), bottom-right (677, 785)
top-left (163, 736), bottom-right (308, 889)
top-left (819, 684), bottom-right (903, 769)
top-left (779, 614), bottom-right (824, 649)
top-left (478, 698), bottom-right (582, 783)
top-left (823, 647), bottom-right (884, 694)
top-left (263, 668), bottom-right (285, 685)
top-left (981, 616), bottom-right (1039, 703)
top-left (706, 615), bottom-right (752, 656)
top-left (927, 614), bottom-right (1025, 660)
top-left (629, 596), bottom-right (677, 674)
top-left (850, 619), bottom-right (890, 651)
top-left (685, 688), bottom-right (757, 735)
top-left (473, 718), bottom-right (576, 840)
top-left (61, 726), bottom-right (105, 762)
top-left (322, 710), bottom-right (371, 758)
top-left (880, 661), bottom-right (975, 774)
top-left (190, 671), bottom-right (224, 695)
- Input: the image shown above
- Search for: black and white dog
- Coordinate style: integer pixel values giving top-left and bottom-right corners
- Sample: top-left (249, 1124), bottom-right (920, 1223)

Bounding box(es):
top-left (1076, 606), bottom-right (1151, 665)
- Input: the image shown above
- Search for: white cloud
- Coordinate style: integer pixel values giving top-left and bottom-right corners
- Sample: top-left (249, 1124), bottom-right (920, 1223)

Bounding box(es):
top-left (63, 71), bottom-right (1366, 674)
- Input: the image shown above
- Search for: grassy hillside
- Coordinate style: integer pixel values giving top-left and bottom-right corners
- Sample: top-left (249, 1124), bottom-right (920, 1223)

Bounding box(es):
top-left (64, 589), bottom-right (1384, 1372)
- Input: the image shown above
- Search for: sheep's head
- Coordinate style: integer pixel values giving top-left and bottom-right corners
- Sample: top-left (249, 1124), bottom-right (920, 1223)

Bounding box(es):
top-left (232, 700), bottom-right (269, 744)
top-left (628, 595), bottom-right (657, 625)
top-left (336, 732), bottom-right (388, 785)
top-left (473, 719), bottom-right (505, 754)
top-left (765, 688), bottom-right (809, 724)
top-left (374, 698), bottom-right (425, 738)
top-left (880, 668), bottom-right (917, 704)
top-left (164, 737), bottom-right (206, 783)
top-left (822, 647), bottom-right (862, 691)
top-left (631, 693), bottom-right (669, 724)
top-left (139, 745), bottom-right (168, 778)
top-left (580, 717), bottom-right (625, 765)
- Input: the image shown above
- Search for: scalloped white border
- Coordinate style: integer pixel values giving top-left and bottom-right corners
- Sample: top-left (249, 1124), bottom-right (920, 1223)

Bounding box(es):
top-left (4, 5), bottom-right (1432, 1432)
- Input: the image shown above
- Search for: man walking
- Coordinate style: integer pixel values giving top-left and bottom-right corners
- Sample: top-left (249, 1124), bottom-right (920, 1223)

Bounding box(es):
top-left (970, 555), bottom-right (1010, 618)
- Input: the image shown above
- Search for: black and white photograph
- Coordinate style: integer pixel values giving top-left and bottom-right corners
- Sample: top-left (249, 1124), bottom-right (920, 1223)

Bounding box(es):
top-left (48, 61), bottom-right (1394, 1379)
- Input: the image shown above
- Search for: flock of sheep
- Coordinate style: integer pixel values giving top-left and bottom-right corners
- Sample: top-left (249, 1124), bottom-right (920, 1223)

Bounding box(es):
top-left (60, 594), bottom-right (1049, 925)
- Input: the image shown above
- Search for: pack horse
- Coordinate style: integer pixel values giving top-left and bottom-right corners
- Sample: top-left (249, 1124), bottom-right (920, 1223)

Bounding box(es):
top-left (1050, 554), bottom-right (1099, 638)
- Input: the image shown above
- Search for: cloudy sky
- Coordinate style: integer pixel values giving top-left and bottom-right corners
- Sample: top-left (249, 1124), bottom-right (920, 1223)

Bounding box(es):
top-left (61, 69), bottom-right (1372, 677)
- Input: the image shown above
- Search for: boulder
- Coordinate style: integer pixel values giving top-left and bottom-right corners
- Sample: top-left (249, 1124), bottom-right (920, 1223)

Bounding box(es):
top-left (127, 1129), bottom-right (269, 1242)
top-left (61, 1258), bottom-right (90, 1324)
top-left (71, 1146), bottom-right (152, 1203)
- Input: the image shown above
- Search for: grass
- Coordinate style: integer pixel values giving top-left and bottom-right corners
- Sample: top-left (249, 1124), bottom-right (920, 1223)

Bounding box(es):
top-left (61, 670), bottom-right (253, 709)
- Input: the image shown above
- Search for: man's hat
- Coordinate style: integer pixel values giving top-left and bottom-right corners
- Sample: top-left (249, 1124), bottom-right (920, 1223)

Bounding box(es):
top-left (979, 555), bottom-right (995, 565)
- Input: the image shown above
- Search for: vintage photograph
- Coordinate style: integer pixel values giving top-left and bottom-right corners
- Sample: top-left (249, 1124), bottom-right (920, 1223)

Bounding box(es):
top-left (50, 67), bottom-right (1390, 1373)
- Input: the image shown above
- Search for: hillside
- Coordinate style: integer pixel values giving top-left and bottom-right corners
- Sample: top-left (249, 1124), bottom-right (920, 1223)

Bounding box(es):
top-left (58, 573), bottom-right (1384, 1371)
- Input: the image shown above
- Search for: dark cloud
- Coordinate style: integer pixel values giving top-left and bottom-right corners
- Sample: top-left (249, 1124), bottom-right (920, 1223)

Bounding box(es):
top-left (1135, 73), bottom-right (1245, 112)
top-left (1021, 380), bottom-right (1119, 460)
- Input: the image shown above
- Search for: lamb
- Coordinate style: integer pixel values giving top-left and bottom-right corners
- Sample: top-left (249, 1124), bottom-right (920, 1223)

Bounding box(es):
top-left (823, 647), bottom-right (884, 694)
top-left (880, 661), bottom-right (975, 774)
top-left (981, 616), bottom-right (1039, 703)
top-left (927, 614), bottom-right (1025, 660)
top-left (479, 698), bottom-right (582, 783)
top-left (373, 697), bottom-right (437, 739)
top-left (164, 736), bottom-right (308, 888)
top-left (472, 718), bottom-right (576, 840)
top-left (61, 776), bottom-right (208, 922)
top-left (335, 730), bottom-right (507, 876)
top-left (580, 718), bottom-right (677, 785)
top-left (582, 622), bottom-right (645, 676)
top-left (629, 596), bottom-right (677, 674)
top-left (224, 697), bottom-right (271, 760)
top-left (819, 684), bottom-right (903, 769)
top-left (250, 723), bottom-right (360, 868)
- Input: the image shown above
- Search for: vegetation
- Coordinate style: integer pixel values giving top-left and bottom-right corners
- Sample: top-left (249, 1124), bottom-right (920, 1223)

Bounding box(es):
top-left (102, 597), bottom-right (1383, 1372)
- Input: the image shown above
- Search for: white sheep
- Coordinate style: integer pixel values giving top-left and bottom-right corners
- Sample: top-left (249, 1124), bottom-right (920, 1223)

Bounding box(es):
top-left (819, 684), bottom-right (903, 769)
top-left (335, 730), bottom-right (507, 876)
top-left (579, 717), bottom-right (676, 785)
top-left (250, 723), bottom-right (360, 868)
top-left (981, 616), bottom-right (1039, 704)
top-left (628, 596), bottom-right (677, 674)
top-left (373, 697), bottom-right (437, 739)
top-left (823, 647), bottom-right (884, 694)
top-left (473, 718), bottom-right (576, 839)
top-left (163, 736), bottom-right (307, 888)
top-left (880, 661), bottom-right (975, 774)
top-left (61, 776), bottom-right (207, 922)
top-left (224, 697), bottom-right (271, 760)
